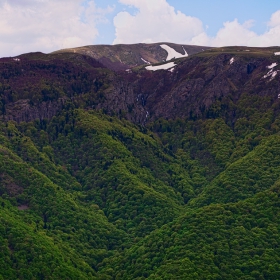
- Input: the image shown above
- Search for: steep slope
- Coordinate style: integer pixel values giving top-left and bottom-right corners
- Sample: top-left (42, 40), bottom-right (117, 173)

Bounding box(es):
top-left (99, 182), bottom-right (280, 279)
top-left (128, 46), bottom-right (280, 123)
top-left (0, 108), bottom-right (199, 278)
top-left (0, 51), bottom-right (110, 122)
top-left (0, 201), bottom-right (95, 280)
top-left (2, 46), bottom-right (280, 126)
top-left (0, 121), bottom-right (126, 278)
top-left (2, 100), bottom-right (280, 279)
top-left (1, 44), bottom-right (280, 278)
top-left (148, 113), bottom-right (280, 206)
top-left (190, 134), bottom-right (280, 207)
top-left (18, 109), bottom-right (194, 237)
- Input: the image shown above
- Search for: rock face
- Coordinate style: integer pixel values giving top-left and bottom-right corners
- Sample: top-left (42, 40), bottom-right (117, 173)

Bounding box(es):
top-left (4, 98), bottom-right (67, 123)
top-left (95, 49), bottom-right (280, 124)
top-left (1, 45), bottom-right (280, 124)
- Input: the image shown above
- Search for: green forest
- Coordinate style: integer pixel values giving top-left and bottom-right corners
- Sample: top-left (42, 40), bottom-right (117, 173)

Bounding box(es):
top-left (0, 106), bottom-right (279, 279)
top-left (1, 47), bottom-right (280, 279)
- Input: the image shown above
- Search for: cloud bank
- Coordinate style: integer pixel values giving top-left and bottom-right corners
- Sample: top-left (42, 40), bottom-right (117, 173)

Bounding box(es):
top-left (113, 0), bottom-right (204, 44)
top-left (0, 0), bottom-right (112, 57)
top-left (113, 0), bottom-right (280, 47)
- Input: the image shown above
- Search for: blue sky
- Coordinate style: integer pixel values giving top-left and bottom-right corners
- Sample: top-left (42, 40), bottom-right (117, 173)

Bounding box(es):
top-left (1, 0), bottom-right (280, 57)
top-left (168, 0), bottom-right (280, 35)
top-left (93, 0), bottom-right (280, 44)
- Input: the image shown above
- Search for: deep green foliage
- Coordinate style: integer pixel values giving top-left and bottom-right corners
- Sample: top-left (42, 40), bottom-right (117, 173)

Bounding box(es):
top-left (1, 103), bottom-right (280, 279)
top-left (20, 110), bottom-right (193, 237)
top-left (101, 183), bottom-right (280, 279)
top-left (2, 47), bottom-right (280, 278)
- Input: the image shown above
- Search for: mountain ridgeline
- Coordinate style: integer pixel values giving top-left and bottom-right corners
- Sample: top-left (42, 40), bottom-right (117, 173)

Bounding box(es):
top-left (1, 43), bottom-right (280, 279)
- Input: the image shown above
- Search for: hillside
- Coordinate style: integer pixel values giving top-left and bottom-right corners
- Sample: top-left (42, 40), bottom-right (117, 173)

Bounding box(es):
top-left (1, 43), bottom-right (280, 279)
top-left (52, 43), bottom-right (212, 71)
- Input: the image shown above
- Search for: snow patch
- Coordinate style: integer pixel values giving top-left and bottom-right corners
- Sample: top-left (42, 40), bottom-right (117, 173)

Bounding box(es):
top-left (264, 69), bottom-right (278, 80)
top-left (146, 62), bottom-right (176, 71)
top-left (160, 44), bottom-right (188, 61)
top-left (125, 69), bottom-right (132, 73)
top-left (267, 63), bottom-right (277, 69)
top-left (141, 58), bottom-right (151, 64)
top-left (168, 67), bottom-right (175, 72)
top-left (263, 62), bottom-right (279, 81)
top-left (274, 52), bottom-right (280, 56)
top-left (230, 57), bottom-right (235, 64)
top-left (264, 70), bottom-right (272, 79)
top-left (271, 71), bottom-right (278, 79)
top-left (182, 46), bottom-right (188, 55)
top-left (13, 58), bottom-right (20, 62)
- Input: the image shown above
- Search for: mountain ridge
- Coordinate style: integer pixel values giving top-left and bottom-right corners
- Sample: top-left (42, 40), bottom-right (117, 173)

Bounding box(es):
top-left (51, 42), bottom-right (212, 71)
top-left (1, 44), bottom-right (280, 126)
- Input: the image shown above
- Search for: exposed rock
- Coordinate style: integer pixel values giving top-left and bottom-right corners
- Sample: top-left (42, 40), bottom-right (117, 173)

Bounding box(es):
top-left (4, 98), bottom-right (68, 123)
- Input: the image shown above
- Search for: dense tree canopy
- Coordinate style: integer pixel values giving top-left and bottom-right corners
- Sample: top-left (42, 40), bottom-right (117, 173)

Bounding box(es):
top-left (1, 46), bottom-right (280, 279)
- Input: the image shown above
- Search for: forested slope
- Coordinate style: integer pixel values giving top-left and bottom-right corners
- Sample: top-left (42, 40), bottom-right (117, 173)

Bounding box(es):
top-left (1, 45), bottom-right (280, 279)
top-left (100, 183), bottom-right (280, 279)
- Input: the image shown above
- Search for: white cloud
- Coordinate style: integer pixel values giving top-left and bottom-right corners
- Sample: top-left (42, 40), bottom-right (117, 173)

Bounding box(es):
top-left (269, 10), bottom-right (280, 27)
top-left (211, 19), bottom-right (258, 46)
top-left (0, 0), bottom-right (112, 57)
top-left (208, 12), bottom-right (280, 47)
top-left (113, 1), bottom-right (280, 48)
top-left (113, 0), bottom-right (205, 44)
top-left (189, 11), bottom-right (280, 47)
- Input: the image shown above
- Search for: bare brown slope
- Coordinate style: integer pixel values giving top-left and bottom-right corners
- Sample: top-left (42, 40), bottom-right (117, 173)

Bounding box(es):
top-left (52, 43), bottom-right (212, 71)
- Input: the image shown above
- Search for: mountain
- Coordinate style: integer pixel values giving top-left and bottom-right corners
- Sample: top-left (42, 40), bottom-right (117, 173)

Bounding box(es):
top-left (1, 43), bottom-right (280, 279)
top-left (2, 44), bottom-right (280, 125)
top-left (52, 42), bottom-right (212, 71)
